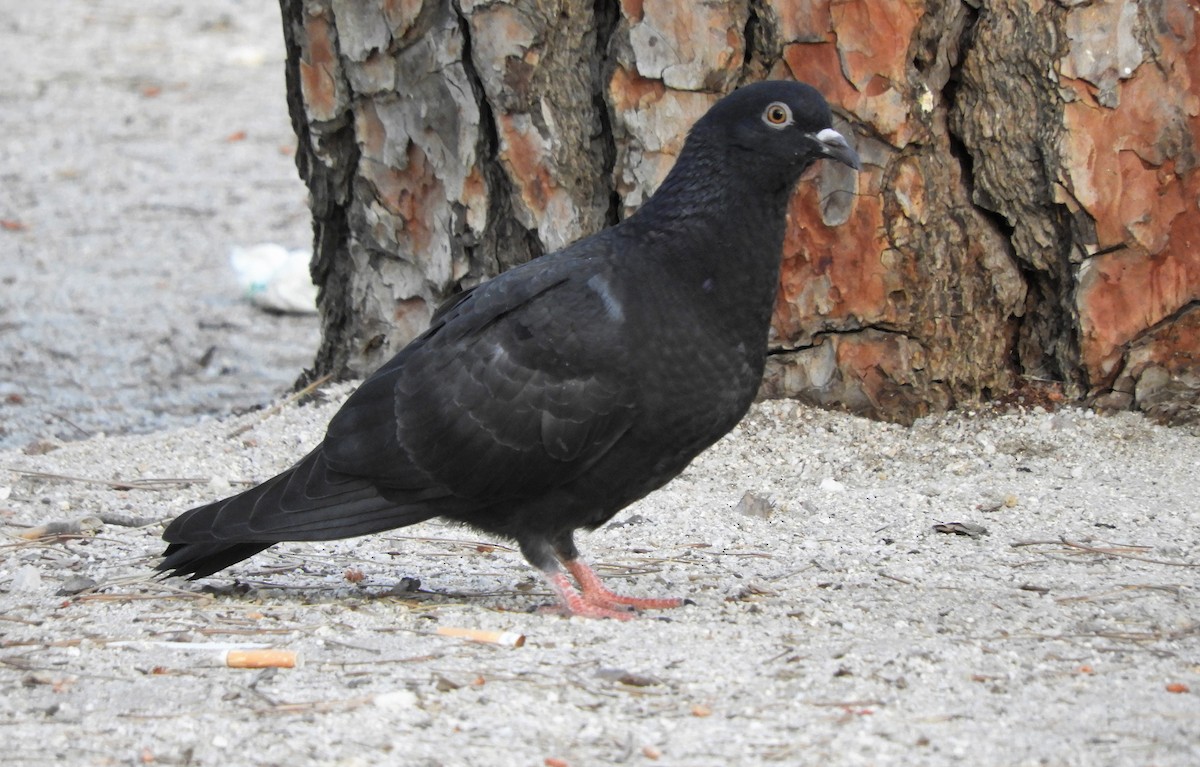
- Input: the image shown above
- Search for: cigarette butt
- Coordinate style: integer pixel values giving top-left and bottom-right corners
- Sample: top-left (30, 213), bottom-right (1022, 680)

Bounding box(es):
top-left (18, 517), bottom-right (103, 539)
top-left (436, 626), bottom-right (525, 647)
top-left (222, 649), bottom-right (301, 668)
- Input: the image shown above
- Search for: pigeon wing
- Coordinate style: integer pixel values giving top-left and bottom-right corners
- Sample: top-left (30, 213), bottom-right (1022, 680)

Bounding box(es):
top-left (323, 254), bottom-right (639, 504)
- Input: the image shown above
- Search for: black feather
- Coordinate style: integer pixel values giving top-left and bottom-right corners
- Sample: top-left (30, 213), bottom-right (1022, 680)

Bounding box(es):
top-left (156, 81), bottom-right (860, 594)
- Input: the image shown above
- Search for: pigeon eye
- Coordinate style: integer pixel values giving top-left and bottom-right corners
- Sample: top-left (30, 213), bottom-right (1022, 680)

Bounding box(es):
top-left (763, 102), bottom-right (792, 127)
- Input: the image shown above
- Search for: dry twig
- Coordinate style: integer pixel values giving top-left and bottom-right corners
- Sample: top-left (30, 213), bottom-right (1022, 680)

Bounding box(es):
top-left (1011, 537), bottom-right (1199, 568)
top-left (226, 372), bottom-right (334, 438)
top-left (2, 467), bottom-right (216, 491)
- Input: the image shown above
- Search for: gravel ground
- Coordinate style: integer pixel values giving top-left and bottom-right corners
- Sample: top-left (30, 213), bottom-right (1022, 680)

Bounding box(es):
top-left (0, 0), bottom-right (317, 450)
top-left (2, 3), bottom-right (1199, 767)
top-left (1, 395), bottom-right (1198, 766)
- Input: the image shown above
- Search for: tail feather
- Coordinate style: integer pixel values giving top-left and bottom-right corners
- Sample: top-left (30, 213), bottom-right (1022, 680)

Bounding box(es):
top-left (157, 541), bottom-right (275, 580)
top-left (157, 445), bottom-right (447, 579)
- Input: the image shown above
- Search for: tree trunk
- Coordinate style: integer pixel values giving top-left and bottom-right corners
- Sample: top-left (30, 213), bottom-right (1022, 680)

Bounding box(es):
top-left (281, 0), bottom-right (1200, 426)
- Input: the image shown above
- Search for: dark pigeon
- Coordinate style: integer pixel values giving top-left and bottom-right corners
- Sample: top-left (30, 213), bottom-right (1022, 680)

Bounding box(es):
top-left (157, 80), bottom-right (861, 618)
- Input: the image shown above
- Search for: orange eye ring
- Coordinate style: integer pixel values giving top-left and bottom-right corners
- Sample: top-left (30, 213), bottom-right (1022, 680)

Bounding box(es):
top-left (763, 102), bottom-right (791, 127)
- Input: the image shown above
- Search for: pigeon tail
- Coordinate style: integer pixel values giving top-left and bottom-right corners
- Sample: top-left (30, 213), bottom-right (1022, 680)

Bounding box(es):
top-left (157, 447), bottom-right (439, 578)
top-left (157, 540), bottom-right (276, 580)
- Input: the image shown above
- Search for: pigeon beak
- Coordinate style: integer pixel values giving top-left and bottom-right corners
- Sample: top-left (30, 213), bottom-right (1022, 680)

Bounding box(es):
top-left (812, 128), bottom-right (861, 170)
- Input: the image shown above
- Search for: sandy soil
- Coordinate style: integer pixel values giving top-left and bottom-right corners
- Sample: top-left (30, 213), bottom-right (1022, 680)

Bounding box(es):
top-left (0, 1), bottom-right (317, 450)
top-left (2, 394), bottom-right (1198, 766)
top-left (2, 3), bottom-right (1199, 767)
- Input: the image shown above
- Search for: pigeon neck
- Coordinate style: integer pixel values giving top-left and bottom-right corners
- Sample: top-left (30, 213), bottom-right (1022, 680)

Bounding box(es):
top-left (634, 136), bottom-right (796, 232)
top-left (617, 153), bottom-right (795, 349)
top-left (627, 147), bottom-right (795, 282)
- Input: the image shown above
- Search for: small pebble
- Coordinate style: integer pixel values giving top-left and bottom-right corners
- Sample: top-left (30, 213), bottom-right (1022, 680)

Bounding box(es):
top-left (735, 491), bottom-right (774, 519)
top-left (819, 477), bottom-right (846, 493)
top-left (56, 575), bottom-right (98, 596)
top-left (373, 690), bottom-right (419, 711)
top-left (10, 565), bottom-right (43, 592)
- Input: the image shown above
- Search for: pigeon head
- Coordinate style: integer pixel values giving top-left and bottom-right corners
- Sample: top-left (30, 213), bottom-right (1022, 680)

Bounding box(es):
top-left (689, 80), bottom-right (860, 188)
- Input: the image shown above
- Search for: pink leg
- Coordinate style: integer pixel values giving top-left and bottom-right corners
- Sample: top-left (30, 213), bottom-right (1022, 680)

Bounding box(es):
top-left (564, 559), bottom-right (683, 612)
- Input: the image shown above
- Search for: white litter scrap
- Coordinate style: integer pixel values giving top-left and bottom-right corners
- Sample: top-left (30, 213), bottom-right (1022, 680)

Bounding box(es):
top-left (229, 243), bottom-right (318, 314)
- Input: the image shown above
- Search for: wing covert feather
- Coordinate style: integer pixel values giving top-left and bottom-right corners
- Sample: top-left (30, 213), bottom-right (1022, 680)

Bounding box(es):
top-left (324, 248), bottom-right (638, 502)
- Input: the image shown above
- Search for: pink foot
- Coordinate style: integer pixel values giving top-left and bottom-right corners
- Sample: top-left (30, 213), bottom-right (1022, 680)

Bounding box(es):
top-left (539, 560), bottom-right (683, 619)
top-left (544, 572), bottom-right (638, 620)
top-left (565, 559), bottom-right (683, 611)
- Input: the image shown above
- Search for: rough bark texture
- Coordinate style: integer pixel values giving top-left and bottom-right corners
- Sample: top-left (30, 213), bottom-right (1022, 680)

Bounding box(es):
top-left (282, 0), bottom-right (1200, 425)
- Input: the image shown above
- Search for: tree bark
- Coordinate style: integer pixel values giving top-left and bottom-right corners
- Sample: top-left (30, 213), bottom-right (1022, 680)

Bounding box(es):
top-left (281, 0), bottom-right (1200, 425)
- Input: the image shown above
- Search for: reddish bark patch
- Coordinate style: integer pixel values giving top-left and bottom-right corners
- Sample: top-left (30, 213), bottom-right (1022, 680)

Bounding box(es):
top-left (1065, 6), bottom-right (1200, 388)
top-left (608, 63), bottom-right (667, 116)
top-left (392, 295), bottom-right (432, 342)
top-left (1077, 245), bottom-right (1200, 381)
top-left (1060, 75), bottom-right (1192, 253)
top-left (762, 331), bottom-right (943, 424)
top-left (781, 41), bottom-right (855, 113)
top-left (461, 164), bottom-right (488, 232)
top-left (496, 113), bottom-right (555, 217)
top-left (354, 102), bottom-right (386, 161)
top-left (299, 13), bottom-right (341, 122)
top-left (360, 141), bottom-right (442, 259)
top-left (773, 169), bottom-right (893, 343)
top-left (620, 0), bottom-right (645, 24)
top-left (782, 41), bottom-right (914, 146)
top-left (769, 0), bottom-right (832, 43)
top-left (830, 0), bottom-right (923, 88)
top-left (383, 0), bottom-right (426, 40)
